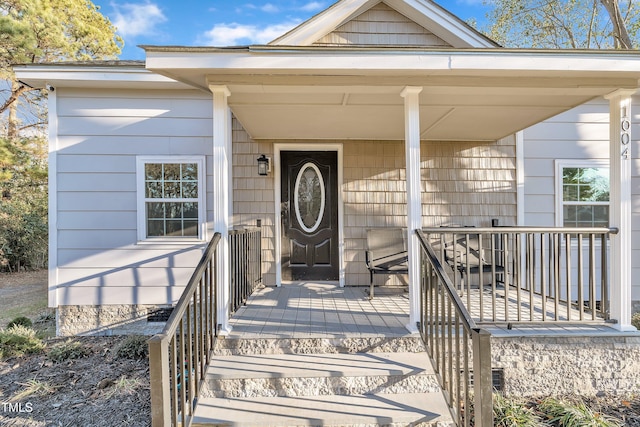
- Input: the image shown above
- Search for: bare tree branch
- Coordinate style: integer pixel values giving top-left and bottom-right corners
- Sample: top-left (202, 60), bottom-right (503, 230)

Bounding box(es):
top-left (0, 84), bottom-right (26, 116)
top-left (600, 0), bottom-right (634, 48)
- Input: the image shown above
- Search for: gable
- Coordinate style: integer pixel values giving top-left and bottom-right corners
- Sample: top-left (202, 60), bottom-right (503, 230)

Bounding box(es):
top-left (270, 0), bottom-right (497, 48)
top-left (313, 2), bottom-right (452, 47)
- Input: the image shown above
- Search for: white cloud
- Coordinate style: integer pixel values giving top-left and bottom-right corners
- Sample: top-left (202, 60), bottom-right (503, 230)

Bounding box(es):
top-left (199, 20), bottom-right (301, 46)
top-left (110, 1), bottom-right (167, 37)
top-left (299, 2), bottom-right (325, 12)
top-left (261, 3), bottom-right (279, 13)
top-left (238, 3), bottom-right (278, 13)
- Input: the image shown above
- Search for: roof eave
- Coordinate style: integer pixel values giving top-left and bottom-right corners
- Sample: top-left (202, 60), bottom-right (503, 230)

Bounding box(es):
top-left (13, 63), bottom-right (189, 90)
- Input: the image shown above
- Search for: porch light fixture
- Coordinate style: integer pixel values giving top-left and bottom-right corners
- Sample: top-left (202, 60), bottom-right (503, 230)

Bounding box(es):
top-left (257, 154), bottom-right (270, 176)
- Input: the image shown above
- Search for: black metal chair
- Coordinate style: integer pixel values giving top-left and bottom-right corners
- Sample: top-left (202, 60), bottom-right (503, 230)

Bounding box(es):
top-left (365, 228), bottom-right (409, 299)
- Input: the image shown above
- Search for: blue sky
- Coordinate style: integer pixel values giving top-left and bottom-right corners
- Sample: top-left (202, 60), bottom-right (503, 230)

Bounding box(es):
top-left (92, 0), bottom-right (490, 59)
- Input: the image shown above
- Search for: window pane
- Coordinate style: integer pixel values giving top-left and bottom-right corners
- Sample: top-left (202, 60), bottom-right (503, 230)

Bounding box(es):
top-left (563, 205), bottom-right (577, 227)
top-left (145, 181), bottom-right (162, 198)
top-left (577, 206), bottom-right (593, 225)
top-left (163, 164), bottom-right (181, 181)
top-left (563, 184), bottom-right (578, 201)
top-left (183, 202), bottom-right (198, 219)
top-left (145, 164), bottom-right (162, 180)
top-left (182, 182), bottom-right (197, 199)
top-left (165, 220), bottom-right (183, 236)
top-left (183, 221), bottom-right (198, 236)
top-left (147, 219), bottom-right (164, 237)
top-left (582, 168), bottom-right (609, 201)
top-left (182, 163), bottom-right (197, 181)
top-left (164, 182), bottom-right (181, 198)
top-left (165, 202), bottom-right (182, 219)
top-left (578, 184), bottom-right (593, 201)
top-left (147, 202), bottom-right (165, 219)
top-left (594, 206), bottom-right (609, 226)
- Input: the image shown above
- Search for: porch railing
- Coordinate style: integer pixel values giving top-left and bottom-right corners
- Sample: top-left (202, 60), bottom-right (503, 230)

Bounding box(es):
top-left (416, 229), bottom-right (493, 427)
top-left (422, 226), bottom-right (618, 324)
top-left (148, 233), bottom-right (221, 427)
top-left (148, 227), bottom-right (264, 427)
top-left (229, 226), bottom-right (263, 315)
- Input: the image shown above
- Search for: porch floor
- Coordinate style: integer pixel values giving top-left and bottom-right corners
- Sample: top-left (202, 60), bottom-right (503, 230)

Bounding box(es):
top-left (227, 282), bottom-right (411, 339)
top-left (227, 282), bottom-right (627, 339)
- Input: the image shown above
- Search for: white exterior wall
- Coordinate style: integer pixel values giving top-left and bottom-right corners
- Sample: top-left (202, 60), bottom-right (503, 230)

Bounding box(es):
top-left (53, 87), bottom-right (214, 308)
top-left (522, 96), bottom-right (640, 311)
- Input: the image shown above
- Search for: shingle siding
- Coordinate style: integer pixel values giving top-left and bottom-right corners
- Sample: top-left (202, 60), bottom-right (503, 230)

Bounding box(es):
top-left (313, 3), bottom-right (451, 47)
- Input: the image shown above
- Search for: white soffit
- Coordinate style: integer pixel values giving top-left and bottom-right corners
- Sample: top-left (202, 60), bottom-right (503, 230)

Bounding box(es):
top-left (223, 84), bottom-right (631, 141)
top-left (143, 47), bottom-right (640, 141)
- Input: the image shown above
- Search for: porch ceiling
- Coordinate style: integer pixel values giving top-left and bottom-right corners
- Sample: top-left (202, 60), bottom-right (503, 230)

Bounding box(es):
top-left (144, 47), bottom-right (640, 141)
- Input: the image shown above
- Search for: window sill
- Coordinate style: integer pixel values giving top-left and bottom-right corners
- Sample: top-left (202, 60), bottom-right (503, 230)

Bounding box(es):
top-left (136, 238), bottom-right (207, 246)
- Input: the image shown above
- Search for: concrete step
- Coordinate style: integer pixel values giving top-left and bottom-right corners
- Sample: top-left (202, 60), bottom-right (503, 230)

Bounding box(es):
top-left (194, 337), bottom-right (453, 426)
top-left (191, 392), bottom-right (455, 427)
top-left (202, 352), bottom-right (441, 398)
top-left (213, 336), bottom-right (426, 356)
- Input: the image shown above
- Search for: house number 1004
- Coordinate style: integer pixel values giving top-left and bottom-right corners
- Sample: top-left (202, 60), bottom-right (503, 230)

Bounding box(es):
top-left (621, 114), bottom-right (630, 160)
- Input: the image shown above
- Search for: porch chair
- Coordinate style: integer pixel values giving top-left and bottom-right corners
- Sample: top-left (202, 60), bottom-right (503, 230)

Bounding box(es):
top-left (365, 228), bottom-right (409, 300)
top-left (441, 232), bottom-right (505, 288)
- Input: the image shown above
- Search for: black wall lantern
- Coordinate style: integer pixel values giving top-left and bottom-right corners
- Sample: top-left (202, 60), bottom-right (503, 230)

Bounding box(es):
top-left (257, 154), bottom-right (270, 176)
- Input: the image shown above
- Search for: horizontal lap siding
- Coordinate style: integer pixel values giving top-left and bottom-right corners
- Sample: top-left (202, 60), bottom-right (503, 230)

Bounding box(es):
top-left (522, 96), bottom-right (640, 308)
top-left (522, 98), bottom-right (610, 227)
top-left (55, 88), bottom-right (213, 306)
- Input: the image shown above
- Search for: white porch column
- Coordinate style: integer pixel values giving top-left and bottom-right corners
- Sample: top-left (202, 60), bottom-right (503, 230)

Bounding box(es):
top-left (210, 85), bottom-right (232, 335)
top-left (606, 90), bottom-right (636, 331)
top-left (401, 86), bottom-right (423, 333)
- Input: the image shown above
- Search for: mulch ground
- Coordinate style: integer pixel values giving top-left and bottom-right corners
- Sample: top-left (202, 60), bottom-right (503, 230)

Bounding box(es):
top-left (1, 271), bottom-right (639, 426)
top-left (0, 337), bottom-right (150, 427)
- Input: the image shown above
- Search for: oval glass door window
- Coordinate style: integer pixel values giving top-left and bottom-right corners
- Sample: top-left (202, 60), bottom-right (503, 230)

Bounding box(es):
top-left (294, 162), bottom-right (325, 233)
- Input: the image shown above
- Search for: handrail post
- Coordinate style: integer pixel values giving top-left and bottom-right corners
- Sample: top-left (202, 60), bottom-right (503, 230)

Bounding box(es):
top-left (147, 233), bottom-right (221, 427)
top-left (149, 337), bottom-right (171, 427)
top-left (472, 328), bottom-right (493, 427)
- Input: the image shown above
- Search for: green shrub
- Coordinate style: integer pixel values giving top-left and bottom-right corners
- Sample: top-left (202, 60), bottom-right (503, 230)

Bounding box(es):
top-left (0, 325), bottom-right (45, 359)
top-left (632, 312), bottom-right (640, 330)
top-left (48, 339), bottom-right (90, 363)
top-left (0, 137), bottom-right (48, 272)
top-left (493, 393), bottom-right (545, 427)
top-left (7, 316), bottom-right (33, 328)
top-left (34, 310), bottom-right (55, 325)
top-left (539, 397), bottom-right (621, 427)
top-left (115, 335), bottom-right (148, 360)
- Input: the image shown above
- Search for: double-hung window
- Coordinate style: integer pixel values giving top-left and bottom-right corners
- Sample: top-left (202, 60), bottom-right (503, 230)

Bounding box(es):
top-left (137, 156), bottom-right (205, 241)
top-left (556, 161), bottom-right (609, 227)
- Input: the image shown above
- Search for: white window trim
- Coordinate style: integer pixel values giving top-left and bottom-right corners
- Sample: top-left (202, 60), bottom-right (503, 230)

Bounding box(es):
top-left (555, 159), bottom-right (609, 227)
top-left (136, 156), bottom-right (206, 243)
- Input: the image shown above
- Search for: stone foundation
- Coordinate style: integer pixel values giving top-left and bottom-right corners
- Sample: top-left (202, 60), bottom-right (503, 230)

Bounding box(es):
top-left (56, 304), bottom-right (173, 336)
top-left (492, 334), bottom-right (640, 397)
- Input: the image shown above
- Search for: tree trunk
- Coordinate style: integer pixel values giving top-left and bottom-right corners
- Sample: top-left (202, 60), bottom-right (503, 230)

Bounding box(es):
top-left (600, 0), bottom-right (634, 48)
top-left (6, 81), bottom-right (23, 139)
